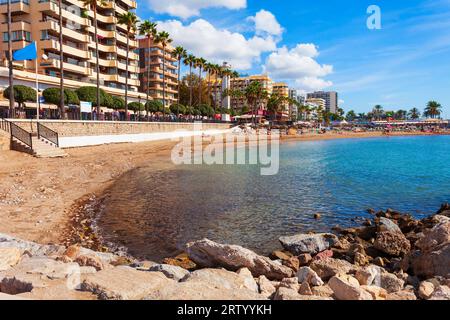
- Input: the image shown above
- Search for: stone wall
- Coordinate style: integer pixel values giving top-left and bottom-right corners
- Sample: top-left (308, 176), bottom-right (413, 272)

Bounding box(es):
top-left (8, 120), bottom-right (232, 137)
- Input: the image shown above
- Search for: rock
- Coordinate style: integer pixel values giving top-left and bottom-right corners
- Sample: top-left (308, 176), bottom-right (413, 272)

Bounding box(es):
top-left (310, 258), bottom-right (355, 281)
top-left (298, 253), bottom-right (312, 266)
top-left (278, 277), bottom-right (300, 292)
top-left (328, 275), bottom-right (373, 300)
top-left (273, 287), bottom-right (302, 300)
top-left (428, 285), bottom-right (450, 300)
top-left (314, 213), bottom-right (321, 219)
top-left (0, 292), bottom-right (28, 300)
top-left (75, 254), bottom-right (105, 271)
top-left (311, 285), bottom-right (334, 298)
top-left (378, 217), bottom-right (402, 233)
top-left (418, 281), bottom-right (435, 299)
top-left (270, 250), bottom-right (291, 261)
top-left (162, 253), bottom-right (197, 271)
top-left (361, 285), bottom-right (387, 300)
top-left (386, 290), bottom-right (417, 300)
top-left (353, 252), bottom-right (370, 266)
top-left (0, 233), bottom-right (65, 257)
top-left (415, 221), bottom-right (450, 252)
top-left (0, 247), bottom-right (22, 271)
top-left (279, 233), bottom-right (338, 255)
top-left (379, 272), bottom-right (405, 293)
top-left (81, 266), bottom-right (173, 300)
top-left (257, 275), bottom-right (276, 298)
top-left (355, 265), bottom-right (381, 286)
top-left (63, 245), bottom-right (80, 261)
top-left (16, 281), bottom-right (97, 300)
top-left (282, 256), bottom-right (299, 271)
top-left (185, 239), bottom-right (294, 280)
top-left (132, 260), bottom-right (157, 270)
top-left (299, 281), bottom-right (313, 295)
top-left (411, 244), bottom-right (450, 278)
top-left (237, 268), bottom-right (259, 293)
top-left (297, 266), bottom-right (324, 286)
top-left (372, 257), bottom-right (385, 267)
top-left (148, 264), bottom-right (190, 281)
top-left (313, 249), bottom-right (333, 261)
top-left (145, 280), bottom-right (265, 300)
top-left (374, 231), bottom-right (411, 256)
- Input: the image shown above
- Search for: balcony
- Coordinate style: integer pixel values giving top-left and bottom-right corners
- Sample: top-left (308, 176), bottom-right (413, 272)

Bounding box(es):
top-left (117, 60), bottom-right (138, 73)
top-left (0, 20), bottom-right (31, 33)
top-left (119, 0), bottom-right (137, 9)
top-left (40, 20), bottom-right (90, 43)
top-left (41, 39), bottom-right (91, 59)
top-left (116, 47), bottom-right (138, 60)
top-left (88, 11), bottom-right (116, 24)
top-left (0, 0), bottom-right (30, 14)
top-left (88, 26), bottom-right (115, 39)
top-left (115, 32), bottom-right (137, 48)
top-left (90, 42), bottom-right (116, 53)
top-left (40, 58), bottom-right (89, 75)
top-left (37, 1), bottom-right (89, 27)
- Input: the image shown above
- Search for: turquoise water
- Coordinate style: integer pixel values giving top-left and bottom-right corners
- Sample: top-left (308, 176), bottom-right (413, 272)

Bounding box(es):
top-left (98, 135), bottom-right (450, 260)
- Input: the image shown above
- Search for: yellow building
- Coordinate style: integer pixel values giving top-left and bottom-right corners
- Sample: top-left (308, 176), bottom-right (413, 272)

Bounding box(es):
top-left (0, 0), bottom-right (140, 94)
top-left (306, 98), bottom-right (326, 109)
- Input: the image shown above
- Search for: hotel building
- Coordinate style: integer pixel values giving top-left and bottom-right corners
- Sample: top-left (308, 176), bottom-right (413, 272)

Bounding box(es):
top-left (138, 37), bottom-right (178, 106)
top-left (0, 0), bottom-right (142, 106)
top-left (306, 91), bottom-right (338, 114)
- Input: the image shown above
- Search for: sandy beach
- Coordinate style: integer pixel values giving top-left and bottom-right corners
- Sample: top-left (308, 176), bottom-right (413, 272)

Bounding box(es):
top-left (0, 130), bottom-right (448, 247)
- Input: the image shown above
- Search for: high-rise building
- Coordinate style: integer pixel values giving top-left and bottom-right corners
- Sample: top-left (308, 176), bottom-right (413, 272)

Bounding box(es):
top-left (0, 0), bottom-right (140, 94)
top-left (138, 37), bottom-right (178, 106)
top-left (306, 91), bottom-right (338, 114)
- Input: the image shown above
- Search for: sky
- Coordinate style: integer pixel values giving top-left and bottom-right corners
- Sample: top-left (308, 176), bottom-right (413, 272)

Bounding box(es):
top-left (136, 0), bottom-right (450, 117)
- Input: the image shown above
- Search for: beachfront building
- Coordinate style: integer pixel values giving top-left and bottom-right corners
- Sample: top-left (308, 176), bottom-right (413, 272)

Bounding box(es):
top-left (307, 91), bottom-right (338, 114)
top-left (306, 98), bottom-right (326, 109)
top-left (138, 38), bottom-right (178, 106)
top-left (0, 0), bottom-right (142, 114)
top-left (289, 89), bottom-right (303, 119)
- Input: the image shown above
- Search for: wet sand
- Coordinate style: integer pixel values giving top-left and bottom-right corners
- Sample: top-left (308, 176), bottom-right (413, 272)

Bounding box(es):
top-left (0, 130), bottom-right (448, 247)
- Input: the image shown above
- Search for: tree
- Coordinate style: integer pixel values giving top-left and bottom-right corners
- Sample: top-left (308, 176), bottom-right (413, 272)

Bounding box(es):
top-left (128, 101), bottom-right (144, 111)
top-left (81, 0), bottom-right (107, 116)
top-left (42, 87), bottom-right (79, 106)
top-left (146, 100), bottom-right (164, 113)
top-left (3, 85), bottom-right (36, 109)
top-left (372, 105), bottom-right (384, 120)
top-left (183, 54), bottom-right (196, 108)
top-left (227, 81), bottom-right (268, 124)
top-left (408, 107), bottom-right (421, 120)
top-left (345, 110), bottom-right (356, 121)
top-left (195, 57), bottom-right (207, 105)
top-left (170, 103), bottom-right (185, 115)
top-left (178, 74), bottom-right (210, 109)
top-left (111, 96), bottom-right (125, 110)
top-left (267, 94), bottom-right (286, 120)
top-left (394, 109), bottom-right (407, 120)
top-left (117, 11), bottom-right (139, 120)
top-left (139, 20), bottom-right (158, 119)
top-left (154, 31), bottom-right (172, 114)
top-left (424, 101), bottom-right (442, 119)
top-left (76, 86), bottom-right (111, 107)
top-left (173, 46), bottom-right (187, 115)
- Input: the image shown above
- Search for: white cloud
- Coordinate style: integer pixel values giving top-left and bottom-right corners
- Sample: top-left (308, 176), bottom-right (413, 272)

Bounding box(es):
top-left (263, 43), bottom-right (333, 92)
top-left (247, 9), bottom-right (284, 36)
top-left (157, 19), bottom-right (278, 70)
top-left (148, 0), bottom-right (247, 19)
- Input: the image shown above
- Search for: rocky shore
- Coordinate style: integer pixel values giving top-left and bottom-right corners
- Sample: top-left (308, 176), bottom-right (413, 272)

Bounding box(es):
top-left (0, 204), bottom-right (449, 300)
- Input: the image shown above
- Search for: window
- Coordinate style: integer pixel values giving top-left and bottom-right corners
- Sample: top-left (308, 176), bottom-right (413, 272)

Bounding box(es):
top-left (41, 30), bottom-right (49, 40)
top-left (3, 31), bottom-right (30, 42)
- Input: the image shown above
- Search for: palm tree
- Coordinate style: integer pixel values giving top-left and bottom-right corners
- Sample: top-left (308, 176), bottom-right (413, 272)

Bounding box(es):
top-left (82, 0), bottom-right (107, 116)
top-left (138, 20), bottom-right (158, 120)
top-left (408, 107), bottom-right (421, 120)
top-left (117, 12), bottom-right (139, 121)
top-left (195, 57), bottom-right (207, 105)
top-left (204, 62), bottom-right (213, 107)
top-left (58, 0), bottom-right (66, 119)
top-left (154, 31), bottom-right (172, 115)
top-left (7, 0), bottom-right (14, 118)
top-left (424, 101), bottom-right (442, 119)
top-left (372, 105), bottom-right (383, 120)
top-left (183, 54), bottom-right (196, 108)
top-left (173, 46), bottom-right (187, 114)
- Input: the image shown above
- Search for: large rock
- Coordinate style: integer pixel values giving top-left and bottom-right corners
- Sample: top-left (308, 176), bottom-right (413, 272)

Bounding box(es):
top-left (16, 281), bottom-right (97, 300)
top-left (377, 217), bottom-right (402, 233)
top-left (148, 264), bottom-right (190, 281)
top-left (236, 268), bottom-right (259, 293)
top-left (428, 285), bottom-right (450, 300)
top-left (361, 285), bottom-right (387, 300)
top-left (185, 239), bottom-right (294, 280)
top-left (279, 233), bottom-right (338, 255)
top-left (0, 292), bottom-right (28, 300)
top-left (379, 272), bottom-right (405, 293)
top-left (374, 231), bottom-right (411, 256)
top-left (0, 233), bottom-right (65, 257)
top-left (418, 281), bottom-right (435, 299)
top-left (310, 258), bottom-right (355, 281)
top-left (257, 275), bottom-right (276, 298)
top-left (273, 287), bottom-right (331, 300)
top-left (415, 221), bottom-right (449, 252)
top-left (355, 265), bottom-right (382, 286)
top-left (181, 268), bottom-right (258, 293)
top-left (0, 247), bottom-right (22, 271)
top-left (297, 266), bottom-right (324, 286)
top-left (328, 275), bottom-right (373, 300)
top-left (80, 266), bottom-right (174, 300)
top-left (386, 290), bottom-right (417, 300)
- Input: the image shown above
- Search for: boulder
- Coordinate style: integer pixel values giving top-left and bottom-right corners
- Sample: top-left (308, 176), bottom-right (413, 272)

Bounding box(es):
top-left (298, 253), bottom-right (312, 266)
top-left (278, 277), bottom-right (300, 292)
top-left (16, 281), bottom-right (97, 300)
top-left (418, 281), bottom-right (435, 299)
top-left (279, 233), bottom-right (338, 255)
top-left (0, 247), bottom-right (22, 271)
top-left (181, 268), bottom-right (259, 293)
top-left (162, 253), bottom-right (197, 270)
top-left (273, 287), bottom-right (331, 300)
top-left (379, 272), bottom-right (405, 293)
top-left (386, 290), bottom-right (417, 300)
top-left (374, 231), bottom-right (410, 256)
top-left (270, 250), bottom-right (292, 261)
top-left (257, 275), bottom-right (276, 298)
top-left (314, 249), bottom-right (333, 261)
top-left (355, 265), bottom-right (381, 286)
top-left (353, 252), bottom-right (370, 266)
top-left (0, 233), bottom-right (65, 257)
top-left (282, 256), bottom-right (300, 271)
top-left (148, 264), bottom-right (190, 281)
top-left (0, 292), bottom-right (28, 300)
top-left (185, 239), bottom-right (294, 280)
top-left (415, 221), bottom-right (450, 252)
top-left (299, 281), bottom-right (313, 295)
top-left (377, 217), bottom-right (402, 233)
top-left (236, 268), bottom-right (259, 293)
top-left (361, 285), bottom-right (387, 300)
top-left (80, 266), bottom-right (174, 300)
top-left (296, 266), bottom-right (324, 286)
top-left (411, 244), bottom-right (450, 278)
top-left (311, 285), bottom-right (334, 298)
top-left (75, 254), bottom-right (105, 271)
top-left (328, 275), bottom-right (373, 300)
top-left (310, 258), bottom-right (355, 281)
top-left (428, 285), bottom-right (450, 300)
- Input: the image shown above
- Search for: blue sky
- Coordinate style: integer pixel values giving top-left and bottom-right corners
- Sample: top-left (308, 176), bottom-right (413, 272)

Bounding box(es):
top-left (136, 0), bottom-right (450, 117)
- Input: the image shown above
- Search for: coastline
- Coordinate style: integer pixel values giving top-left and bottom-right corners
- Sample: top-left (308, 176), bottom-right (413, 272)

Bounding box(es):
top-left (0, 130), bottom-right (448, 249)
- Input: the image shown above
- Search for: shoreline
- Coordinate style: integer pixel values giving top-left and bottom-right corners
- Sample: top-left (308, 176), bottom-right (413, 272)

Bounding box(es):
top-left (0, 130), bottom-right (449, 250)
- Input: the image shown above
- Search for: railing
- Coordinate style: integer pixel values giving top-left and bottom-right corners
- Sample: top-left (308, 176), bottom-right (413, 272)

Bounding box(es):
top-left (0, 118), bottom-right (10, 133)
top-left (10, 122), bottom-right (33, 149)
top-left (37, 122), bottom-right (59, 147)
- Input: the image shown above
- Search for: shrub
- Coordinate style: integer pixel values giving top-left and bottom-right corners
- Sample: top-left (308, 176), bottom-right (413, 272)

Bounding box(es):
top-left (170, 103), bottom-right (185, 115)
top-left (42, 87), bottom-right (79, 105)
top-left (75, 86), bottom-right (113, 107)
top-left (127, 101), bottom-right (144, 112)
top-left (146, 100), bottom-right (164, 113)
top-left (3, 85), bottom-right (36, 108)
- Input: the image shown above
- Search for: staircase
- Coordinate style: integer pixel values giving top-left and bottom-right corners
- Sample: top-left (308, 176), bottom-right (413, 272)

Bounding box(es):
top-left (1, 118), bottom-right (67, 158)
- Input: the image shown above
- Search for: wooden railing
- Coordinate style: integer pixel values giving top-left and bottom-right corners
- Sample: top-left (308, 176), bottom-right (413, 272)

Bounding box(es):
top-left (37, 122), bottom-right (59, 147)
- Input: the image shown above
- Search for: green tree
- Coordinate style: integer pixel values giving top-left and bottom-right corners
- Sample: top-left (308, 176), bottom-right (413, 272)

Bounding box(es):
top-left (345, 110), bottom-right (356, 121)
top-left (111, 96), bottom-right (125, 110)
top-left (117, 11), bottom-right (139, 120)
top-left (173, 46), bottom-right (187, 109)
top-left (3, 85), bottom-right (36, 109)
top-left (183, 54), bottom-right (196, 107)
top-left (170, 103), bottom-right (185, 115)
top-left (76, 86), bottom-right (112, 107)
top-left (372, 105), bottom-right (384, 120)
top-left (146, 100), bottom-right (164, 113)
top-left (424, 101), bottom-right (442, 119)
top-left (43, 87), bottom-right (79, 106)
top-left (195, 57), bottom-right (207, 105)
top-left (408, 107), bottom-right (421, 120)
top-left (154, 31), bottom-right (172, 113)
